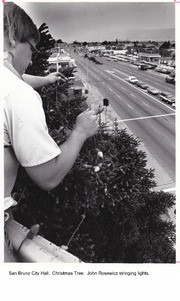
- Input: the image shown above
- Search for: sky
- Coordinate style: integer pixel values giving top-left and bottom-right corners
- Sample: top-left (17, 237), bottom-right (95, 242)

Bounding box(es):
top-left (13, 1), bottom-right (176, 43)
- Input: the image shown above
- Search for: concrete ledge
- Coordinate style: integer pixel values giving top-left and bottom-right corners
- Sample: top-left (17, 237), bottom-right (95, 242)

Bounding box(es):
top-left (6, 220), bottom-right (82, 263)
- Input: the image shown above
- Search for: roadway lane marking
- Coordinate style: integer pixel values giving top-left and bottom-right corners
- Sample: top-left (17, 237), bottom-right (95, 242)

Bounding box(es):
top-left (105, 70), bottom-right (115, 74)
top-left (114, 93), bottom-right (122, 99)
top-left (116, 113), bottom-right (175, 123)
top-left (127, 104), bottom-right (134, 110)
top-left (106, 69), bottom-right (175, 112)
top-left (163, 187), bottom-right (176, 192)
top-left (142, 101), bottom-right (151, 108)
top-left (121, 86), bottom-right (128, 92)
top-left (112, 69), bottom-right (129, 77)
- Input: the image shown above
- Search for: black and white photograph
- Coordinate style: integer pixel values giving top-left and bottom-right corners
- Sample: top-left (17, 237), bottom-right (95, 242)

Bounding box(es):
top-left (1, 0), bottom-right (180, 298)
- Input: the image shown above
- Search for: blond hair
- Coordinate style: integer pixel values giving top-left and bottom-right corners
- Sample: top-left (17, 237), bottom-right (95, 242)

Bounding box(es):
top-left (4, 2), bottom-right (40, 45)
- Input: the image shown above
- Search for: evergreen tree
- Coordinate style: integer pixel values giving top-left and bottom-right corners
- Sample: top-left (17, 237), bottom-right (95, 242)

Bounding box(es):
top-left (56, 39), bottom-right (63, 44)
top-left (13, 89), bottom-right (176, 263)
top-left (12, 24), bottom-right (176, 264)
top-left (159, 41), bottom-right (171, 57)
top-left (26, 23), bottom-right (55, 76)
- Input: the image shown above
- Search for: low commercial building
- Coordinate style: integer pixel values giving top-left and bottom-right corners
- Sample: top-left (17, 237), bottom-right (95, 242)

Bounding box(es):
top-left (68, 78), bottom-right (87, 99)
top-left (87, 45), bottom-right (106, 52)
top-left (159, 57), bottom-right (175, 67)
top-left (113, 50), bottom-right (127, 55)
top-left (138, 52), bottom-right (161, 62)
top-left (48, 50), bottom-right (77, 71)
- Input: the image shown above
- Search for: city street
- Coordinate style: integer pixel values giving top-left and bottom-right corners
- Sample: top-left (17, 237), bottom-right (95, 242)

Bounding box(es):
top-left (70, 51), bottom-right (175, 191)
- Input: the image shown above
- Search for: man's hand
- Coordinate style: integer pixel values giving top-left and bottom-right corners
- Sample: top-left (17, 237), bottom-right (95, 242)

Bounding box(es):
top-left (22, 73), bottom-right (68, 89)
top-left (46, 72), bottom-right (68, 85)
top-left (74, 107), bottom-right (104, 139)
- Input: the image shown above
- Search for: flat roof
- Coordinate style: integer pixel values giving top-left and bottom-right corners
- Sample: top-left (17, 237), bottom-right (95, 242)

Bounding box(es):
top-left (138, 53), bottom-right (161, 57)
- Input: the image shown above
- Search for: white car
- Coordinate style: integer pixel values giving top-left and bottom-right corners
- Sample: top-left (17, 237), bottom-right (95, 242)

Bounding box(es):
top-left (128, 76), bottom-right (138, 84)
top-left (172, 103), bottom-right (176, 109)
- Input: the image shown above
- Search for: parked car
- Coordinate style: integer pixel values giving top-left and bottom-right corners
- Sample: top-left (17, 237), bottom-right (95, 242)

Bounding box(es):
top-left (159, 92), bottom-right (175, 104)
top-left (128, 76), bottom-right (138, 84)
top-left (146, 64), bottom-right (156, 70)
top-left (161, 68), bottom-right (170, 74)
top-left (136, 81), bottom-right (148, 90)
top-left (166, 75), bottom-right (175, 84)
top-left (146, 63), bottom-right (157, 69)
top-left (155, 66), bottom-right (170, 74)
top-left (95, 60), bottom-right (103, 65)
top-left (147, 86), bottom-right (159, 95)
top-left (155, 66), bottom-right (162, 72)
top-left (138, 64), bottom-right (148, 71)
top-left (132, 61), bottom-right (140, 66)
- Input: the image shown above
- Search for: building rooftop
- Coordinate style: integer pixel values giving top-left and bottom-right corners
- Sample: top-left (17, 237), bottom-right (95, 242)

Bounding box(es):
top-left (138, 52), bottom-right (161, 57)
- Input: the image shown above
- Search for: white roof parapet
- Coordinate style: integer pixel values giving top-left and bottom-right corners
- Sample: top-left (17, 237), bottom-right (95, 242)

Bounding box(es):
top-left (48, 52), bottom-right (71, 64)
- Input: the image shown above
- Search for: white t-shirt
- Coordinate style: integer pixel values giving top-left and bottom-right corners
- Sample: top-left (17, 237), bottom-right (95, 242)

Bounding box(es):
top-left (3, 61), bottom-right (61, 197)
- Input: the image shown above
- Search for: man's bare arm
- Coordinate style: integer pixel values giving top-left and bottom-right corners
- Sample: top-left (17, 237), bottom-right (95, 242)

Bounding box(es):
top-left (25, 109), bottom-right (102, 191)
top-left (22, 72), bottom-right (66, 89)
